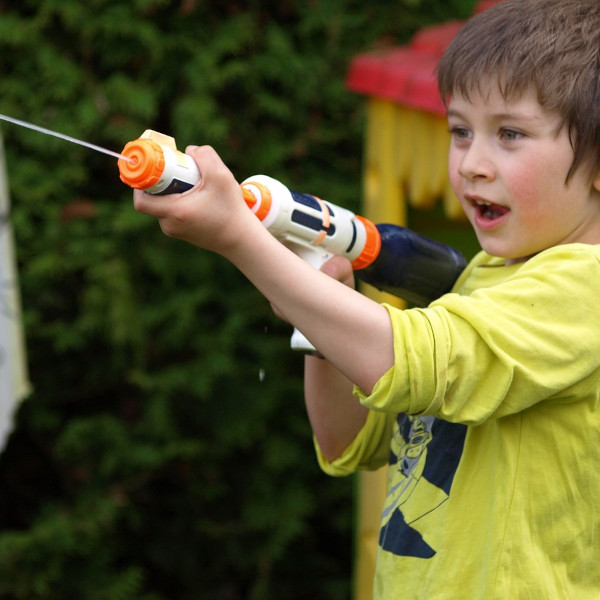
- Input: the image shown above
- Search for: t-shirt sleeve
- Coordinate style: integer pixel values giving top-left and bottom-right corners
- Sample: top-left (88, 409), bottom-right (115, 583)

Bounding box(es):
top-left (356, 246), bottom-right (600, 424)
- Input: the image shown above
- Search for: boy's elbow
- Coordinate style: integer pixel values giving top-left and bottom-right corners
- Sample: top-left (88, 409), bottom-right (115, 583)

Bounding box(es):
top-left (316, 425), bottom-right (363, 462)
top-left (318, 438), bottom-right (347, 463)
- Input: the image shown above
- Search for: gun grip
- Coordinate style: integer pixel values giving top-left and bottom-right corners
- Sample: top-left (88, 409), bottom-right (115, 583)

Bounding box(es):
top-left (285, 244), bottom-right (332, 353)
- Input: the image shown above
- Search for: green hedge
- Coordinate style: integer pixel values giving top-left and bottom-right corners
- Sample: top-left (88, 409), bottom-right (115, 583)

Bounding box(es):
top-left (0, 1), bottom-right (475, 598)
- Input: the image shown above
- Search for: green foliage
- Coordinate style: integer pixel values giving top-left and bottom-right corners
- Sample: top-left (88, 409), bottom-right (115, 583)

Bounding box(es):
top-left (0, 0), bottom-right (476, 598)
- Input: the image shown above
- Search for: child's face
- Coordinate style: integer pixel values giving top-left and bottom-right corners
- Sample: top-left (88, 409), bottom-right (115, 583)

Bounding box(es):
top-left (447, 85), bottom-right (600, 263)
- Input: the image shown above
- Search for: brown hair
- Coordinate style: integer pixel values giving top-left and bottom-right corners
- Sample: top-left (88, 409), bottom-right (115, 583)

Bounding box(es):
top-left (437, 0), bottom-right (600, 182)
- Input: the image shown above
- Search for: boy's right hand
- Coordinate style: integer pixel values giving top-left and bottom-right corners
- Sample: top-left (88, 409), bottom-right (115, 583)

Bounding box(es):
top-left (133, 145), bottom-right (260, 259)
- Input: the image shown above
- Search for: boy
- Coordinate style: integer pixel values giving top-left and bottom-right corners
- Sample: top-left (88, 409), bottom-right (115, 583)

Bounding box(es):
top-left (133, 0), bottom-right (600, 597)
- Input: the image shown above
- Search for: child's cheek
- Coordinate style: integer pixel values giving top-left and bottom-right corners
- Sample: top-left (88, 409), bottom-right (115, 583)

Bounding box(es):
top-left (505, 168), bottom-right (543, 212)
top-left (447, 154), bottom-right (463, 195)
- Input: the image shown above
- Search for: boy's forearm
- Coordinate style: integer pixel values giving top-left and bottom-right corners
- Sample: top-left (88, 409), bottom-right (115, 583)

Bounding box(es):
top-left (132, 145), bottom-right (394, 393)
top-left (225, 222), bottom-right (395, 394)
top-left (304, 355), bottom-right (369, 461)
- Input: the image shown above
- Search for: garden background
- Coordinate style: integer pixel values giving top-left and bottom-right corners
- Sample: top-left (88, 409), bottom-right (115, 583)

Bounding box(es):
top-left (0, 1), bottom-right (477, 598)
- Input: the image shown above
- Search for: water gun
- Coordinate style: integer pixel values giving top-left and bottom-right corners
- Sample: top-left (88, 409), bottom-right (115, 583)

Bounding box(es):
top-left (118, 130), bottom-right (467, 350)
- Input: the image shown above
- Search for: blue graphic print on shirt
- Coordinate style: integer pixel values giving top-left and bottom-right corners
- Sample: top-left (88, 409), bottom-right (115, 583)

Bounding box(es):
top-left (378, 414), bottom-right (467, 558)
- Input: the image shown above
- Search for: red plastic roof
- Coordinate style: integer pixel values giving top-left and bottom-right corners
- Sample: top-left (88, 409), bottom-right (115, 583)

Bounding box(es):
top-left (345, 0), bottom-right (504, 115)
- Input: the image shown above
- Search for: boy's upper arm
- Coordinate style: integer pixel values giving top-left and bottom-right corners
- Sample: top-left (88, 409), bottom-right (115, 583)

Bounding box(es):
top-left (358, 246), bottom-right (600, 424)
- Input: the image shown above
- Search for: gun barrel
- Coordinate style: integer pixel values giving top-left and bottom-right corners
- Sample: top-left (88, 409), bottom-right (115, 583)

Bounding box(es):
top-left (357, 224), bottom-right (467, 306)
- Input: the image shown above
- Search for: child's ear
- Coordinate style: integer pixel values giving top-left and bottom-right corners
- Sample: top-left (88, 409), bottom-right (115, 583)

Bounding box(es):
top-left (593, 170), bottom-right (600, 193)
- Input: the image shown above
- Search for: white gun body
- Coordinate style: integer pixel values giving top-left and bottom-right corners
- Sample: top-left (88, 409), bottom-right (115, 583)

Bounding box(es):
top-left (241, 175), bottom-right (378, 351)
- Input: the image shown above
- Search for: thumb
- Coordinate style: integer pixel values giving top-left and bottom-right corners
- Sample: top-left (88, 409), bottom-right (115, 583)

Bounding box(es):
top-left (320, 256), bottom-right (355, 289)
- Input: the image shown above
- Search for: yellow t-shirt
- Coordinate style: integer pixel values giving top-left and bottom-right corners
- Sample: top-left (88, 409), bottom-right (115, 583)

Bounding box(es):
top-left (318, 244), bottom-right (600, 599)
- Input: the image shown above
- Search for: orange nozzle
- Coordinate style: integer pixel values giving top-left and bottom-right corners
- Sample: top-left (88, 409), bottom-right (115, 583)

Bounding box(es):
top-left (240, 180), bottom-right (273, 222)
top-left (241, 186), bottom-right (257, 209)
top-left (118, 138), bottom-right (166, 190)
top-left (351, 216), bottom-right (381, 270)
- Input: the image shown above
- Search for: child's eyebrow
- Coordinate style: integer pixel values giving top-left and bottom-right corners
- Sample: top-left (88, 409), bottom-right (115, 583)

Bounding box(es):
top-left (445, 109), bottom-right (466, 120)
top-left (446, 108), bottom-right (544, 125)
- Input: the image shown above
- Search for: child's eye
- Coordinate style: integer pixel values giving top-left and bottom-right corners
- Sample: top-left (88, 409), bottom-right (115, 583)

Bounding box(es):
top-left (449, 126), bottom-right (472, 140)
top-left (500, 128), bottom-right (523, 141)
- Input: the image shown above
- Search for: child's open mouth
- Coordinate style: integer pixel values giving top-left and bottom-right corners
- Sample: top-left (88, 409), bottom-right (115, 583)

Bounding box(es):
top-left (468, 198), bottom-right (510, 230)
top-left (475, 200), bottom-right (509, 221)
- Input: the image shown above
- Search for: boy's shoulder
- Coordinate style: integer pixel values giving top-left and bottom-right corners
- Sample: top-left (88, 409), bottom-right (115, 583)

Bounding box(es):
top-left (468, 244), bottom-right (600, 271)
top-left (522, 243), bottom-right (600, 271)
top-left (454, 244), bottom-right (600, 295)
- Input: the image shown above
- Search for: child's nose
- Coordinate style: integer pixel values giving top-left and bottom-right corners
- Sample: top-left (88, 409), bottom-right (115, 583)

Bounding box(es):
top-left (458, 141), bottom-right (495, 182)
